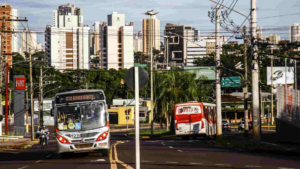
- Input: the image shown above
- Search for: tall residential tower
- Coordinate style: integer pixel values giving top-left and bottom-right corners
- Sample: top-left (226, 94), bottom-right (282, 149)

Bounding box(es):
top-left (45, 3), bottom-right (90, 70)
top-left (142, 15), bottom-right (160, 55)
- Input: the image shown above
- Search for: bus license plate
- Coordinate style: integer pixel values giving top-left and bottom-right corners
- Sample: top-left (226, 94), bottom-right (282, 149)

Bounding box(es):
top-left (71, 134), bottom-right (81, 138)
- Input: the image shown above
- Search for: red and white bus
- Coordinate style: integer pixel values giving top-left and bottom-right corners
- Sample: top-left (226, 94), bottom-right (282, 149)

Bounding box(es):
top-left (174, 102), bottom-right (216, 139)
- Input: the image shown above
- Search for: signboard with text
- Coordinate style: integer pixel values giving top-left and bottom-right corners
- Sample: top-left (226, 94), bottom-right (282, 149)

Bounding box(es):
top-left (222, 77), bottom-right (241, 87)
top-left (15, 77), bottom-right (26, 90)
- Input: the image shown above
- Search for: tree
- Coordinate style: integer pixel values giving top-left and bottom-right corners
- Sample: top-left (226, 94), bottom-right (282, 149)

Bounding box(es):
top-left (193, 56), bottom-right (215, 66)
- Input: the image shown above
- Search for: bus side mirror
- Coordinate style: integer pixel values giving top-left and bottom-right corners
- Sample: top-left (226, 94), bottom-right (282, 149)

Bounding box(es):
top-left (50, 109), bottom-right (54, 117)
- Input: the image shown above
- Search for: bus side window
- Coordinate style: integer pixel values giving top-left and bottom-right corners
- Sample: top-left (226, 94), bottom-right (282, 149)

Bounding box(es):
top-left (204, 106), bottom-right (207, 119)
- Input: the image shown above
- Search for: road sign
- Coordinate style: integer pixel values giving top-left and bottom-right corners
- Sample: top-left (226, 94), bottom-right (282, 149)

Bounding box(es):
top-left (222, 76), bottom-right (241, 87)
top-left (125, 67), bottom-right (149, 90)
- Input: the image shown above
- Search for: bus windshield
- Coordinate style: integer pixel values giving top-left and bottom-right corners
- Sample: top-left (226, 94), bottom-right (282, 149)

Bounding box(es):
top-left (56, 101), bottom-right (107, 131)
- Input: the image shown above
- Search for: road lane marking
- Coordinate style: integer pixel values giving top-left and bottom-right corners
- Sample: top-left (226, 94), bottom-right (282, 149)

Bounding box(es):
top-left (169, 146), bottom-right (173, 148)
top-left (177, 150), bottom-right (183, 153)
top-left (35, 160), bottom-right (42, 163)
top-left (142, 160), bottom-right (154, 163)
top-left (91, 159), bottom-right (106, 162)
top-left (245, 165), bottom-right (262, 168)
top-left (166, 161), bottom-right (178, 164)
top-left (18, 166), bottom-right (28, 169)
top-left (46, 155), bottom-right (52, 158)
top-left (110, 143), bottom-right (117, 169)
top-left (215, 164), bottom-right (231, 167)
top-left (190, 162), bottom-right (202, 165)
top-left (114, 142), bottom-right (134, 169)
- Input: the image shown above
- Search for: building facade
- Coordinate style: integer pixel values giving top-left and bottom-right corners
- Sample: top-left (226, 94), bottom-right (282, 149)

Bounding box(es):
top-left (90, 12), bottom-right (134, 70)
top-left (133, 31), bottom-right (143, 52)
top-left (11, 8), bottom-right (19, 53)
top-left (289, 23), bottom-right (300, 42)
top-left (257, 26), bottom-right (263, 41)
top-left (105, 12), bottom-right (134, 70)
top-left (45, 3), bottom-right (90, 70)
top-left (142, 15), bottom-right (160, 55)
top-left (164, 23), bottom-right (201, 65)
top-left (0, 4), bottom-right (13, 66)
top-left (186, 36), bottom-right (225, 66)
top-left (268, 34), bottom-right (280, 44)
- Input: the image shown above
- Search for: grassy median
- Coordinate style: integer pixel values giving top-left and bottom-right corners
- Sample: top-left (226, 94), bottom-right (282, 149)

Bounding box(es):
top-left (128, 129), bottom-right (174, 137)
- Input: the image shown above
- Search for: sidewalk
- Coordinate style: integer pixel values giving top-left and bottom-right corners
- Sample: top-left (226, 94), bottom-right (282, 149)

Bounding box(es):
top-left (210, 133), bottom-right (300, 156)
top-left (0, 137), bottom-right (38, 150)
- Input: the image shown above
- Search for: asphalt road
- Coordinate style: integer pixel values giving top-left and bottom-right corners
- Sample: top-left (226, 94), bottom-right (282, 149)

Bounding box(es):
top-left (0, 131), bottom-right (299, 169)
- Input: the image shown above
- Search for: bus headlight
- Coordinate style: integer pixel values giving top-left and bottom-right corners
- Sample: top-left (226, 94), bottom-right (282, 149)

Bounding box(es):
top-left (56, 134), bottom-right (70, 144)
top-left (96, 131), bottom-right (109, 141)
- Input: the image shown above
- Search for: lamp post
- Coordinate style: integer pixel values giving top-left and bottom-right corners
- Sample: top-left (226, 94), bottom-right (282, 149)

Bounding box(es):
top-left (143, 10), bottom-right (159, 135)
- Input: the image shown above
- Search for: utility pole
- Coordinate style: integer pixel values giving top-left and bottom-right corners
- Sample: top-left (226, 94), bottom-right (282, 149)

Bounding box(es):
top-left (215, 8), bottom-right (222, 139)
top-left (251, 0), bottom-right (261, 140)
top-left (271, 56), bottom-right (274, 125)
top-left (5, 63), bottom-right (8, 134)
top-left (295, 60), bottom-right (297, 91)
top-left (243, 26), bottom-right (249, 136)
top-left (30, 49), bottom-right (34, 141)
top-left (39, 64), bottom-right (43, 127)
top-left (25, 87), bottom-right (29, 133)
top-left (150, 15), bottom-right (154, 135)
top-left (285, 58), bottom-right (288, 114)
top-left (144, 10), bottom-right (159, 135)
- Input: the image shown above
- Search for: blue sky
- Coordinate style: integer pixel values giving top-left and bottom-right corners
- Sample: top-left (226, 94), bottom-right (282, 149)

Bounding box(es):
top-left (3, 0), bottom-right (300, 44)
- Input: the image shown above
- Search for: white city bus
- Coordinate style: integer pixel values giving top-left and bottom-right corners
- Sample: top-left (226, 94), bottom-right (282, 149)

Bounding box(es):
top-left (51, 89), bottom-right (110, 156)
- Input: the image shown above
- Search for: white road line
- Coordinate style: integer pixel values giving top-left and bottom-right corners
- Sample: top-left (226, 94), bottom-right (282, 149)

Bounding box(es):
top-left (278, 168), bottom-right (295, 169)
top-left (18, 166), bottom-right (28, 169)
top-left (215, 164), bottom-right (231, 167)
top-left (177, 150), bottom-right (183, 153)
top-left (262, 142), bottom-right (278, 146)
top-left (190, 162), bottom-right (202, 165)
top-left (91, 159), bottom-right (106, 162)
top-left (245, 165), bottom-right (262, 168)
top-left (35, 160), bottom-right (42, 163)
top-left (166, 161), bottom-right (178, 164)
top-left (46, 155), bottom-right (52, 158)
top-left (142, 160), bottom-right (154, 163)
top-left (169, 146), bottom-right (174, 149)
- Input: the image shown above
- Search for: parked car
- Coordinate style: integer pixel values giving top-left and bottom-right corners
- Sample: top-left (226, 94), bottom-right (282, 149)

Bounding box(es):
top-left (238, 121), bottom-right (253, 131)
top-left (222, 119), bottom-right (231, 132)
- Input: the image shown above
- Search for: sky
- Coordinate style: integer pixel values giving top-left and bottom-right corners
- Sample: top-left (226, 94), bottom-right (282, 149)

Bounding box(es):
top-left (3, 0), bottom-right (300, 44)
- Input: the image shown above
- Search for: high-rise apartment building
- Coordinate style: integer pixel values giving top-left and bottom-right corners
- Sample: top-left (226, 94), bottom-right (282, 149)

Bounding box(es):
top-left (0, 4), bottom-right (13, 66)
top-left (105, 12), bottom-right (134, 70)
top-left (91, 12), bottom-right (134, 70)
top-left (45, 3), bottom-right (90, 70)
top-left (186, 36), bottom-right (225, 66)
top-left (164, 23), bottom-right (200, 64)
top-left (142, 16), bottom-right (160, 55)
top-left (257, 26), bottom-right (263, 41)
top-left (268, 34), bottom-right (280, 44)
top-left (289, 23), bottom-right (300, 42)
top-left (11, 8), bottom-right (19, 53)
top-left (21, 28), bottom-right (39, 56)
top-left (133, 31), bottom-right (143, 52)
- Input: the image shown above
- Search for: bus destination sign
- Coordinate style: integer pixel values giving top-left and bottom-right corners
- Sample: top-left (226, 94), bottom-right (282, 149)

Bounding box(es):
top-left (56, 92), bottom-right (105, 104)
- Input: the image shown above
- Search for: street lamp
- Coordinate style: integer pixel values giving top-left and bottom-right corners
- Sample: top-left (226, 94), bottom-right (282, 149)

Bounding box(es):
top-left (143, 10), bottom-right (159, 135)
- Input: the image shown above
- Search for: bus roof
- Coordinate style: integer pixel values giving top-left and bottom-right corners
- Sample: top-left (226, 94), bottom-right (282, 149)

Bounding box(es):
top-left (55, 89), bottom-right (104, 97)
top-left (175, 102), bottom-right (215, 107)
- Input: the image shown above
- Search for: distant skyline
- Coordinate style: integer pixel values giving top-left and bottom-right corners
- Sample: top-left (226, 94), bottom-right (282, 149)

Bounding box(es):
top-left (3, 0), bottom-right (300, 44)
